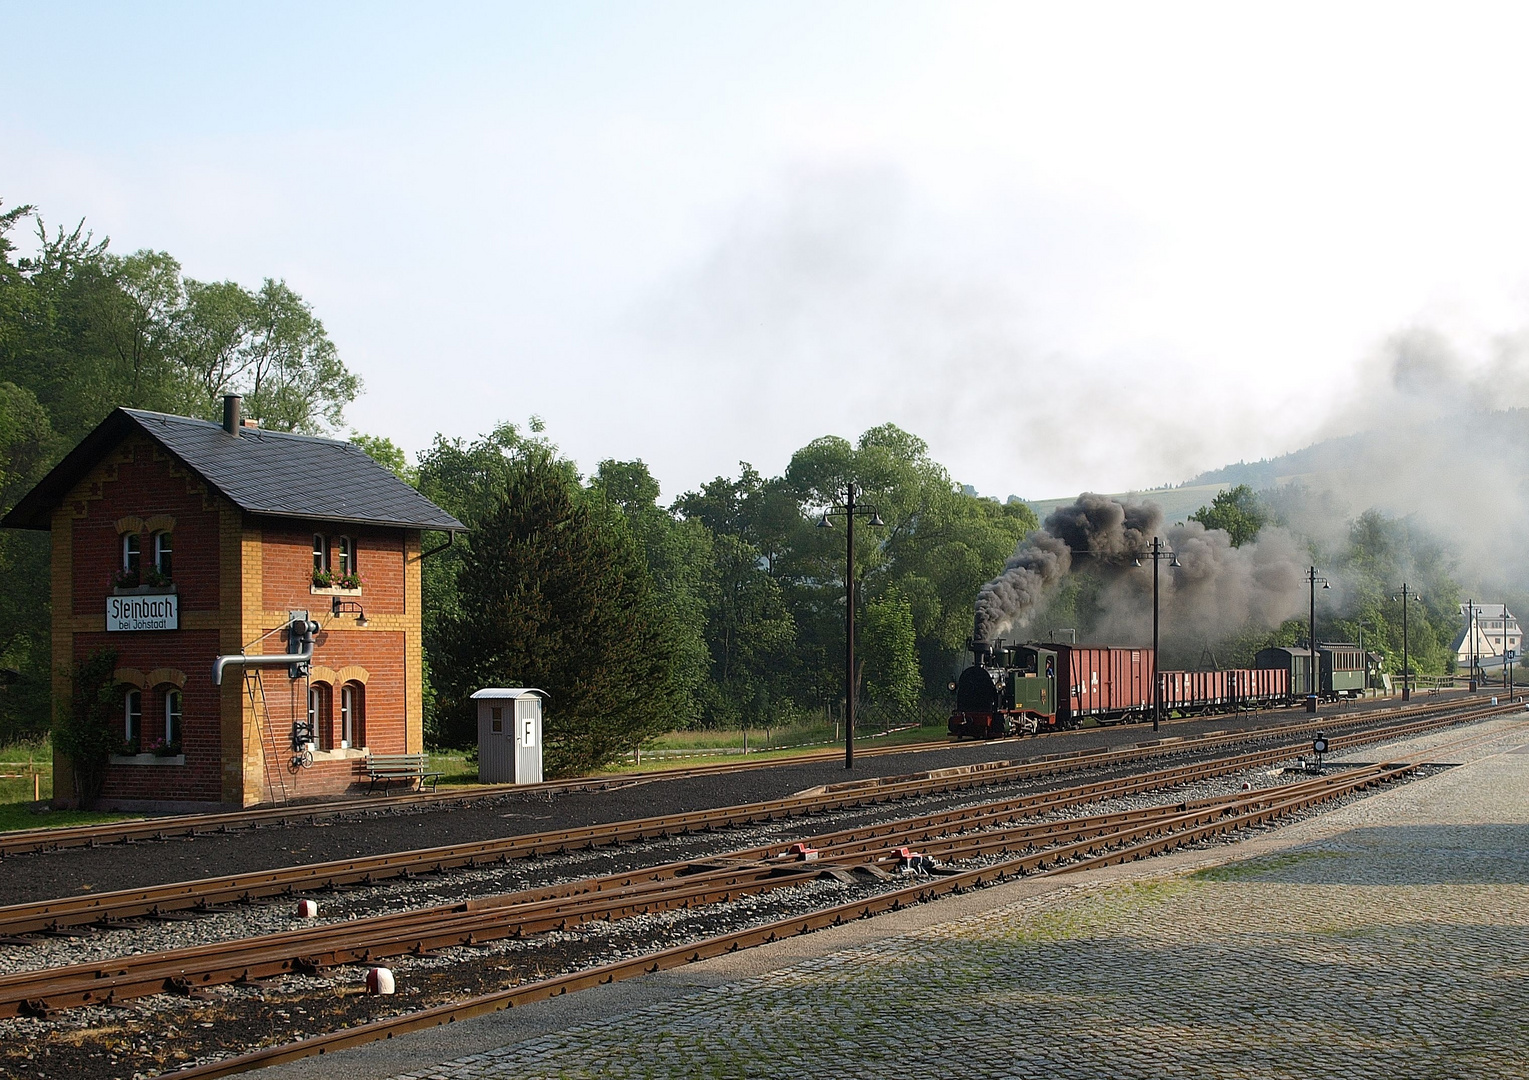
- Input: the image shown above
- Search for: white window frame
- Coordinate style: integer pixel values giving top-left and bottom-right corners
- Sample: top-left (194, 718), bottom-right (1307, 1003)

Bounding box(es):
top-left (164, 689), bottom-right (182, 744)
top-left (313, 534), bottom-right (329, 572)
top-left (337, 535), bottom-right (355, 577)
top-left (125, 689), bottom-right (142, 743)
top-left (153, 531), bottom-right (173, 576)
top-left (307, 684), bottom-right (327, 749)
top-left (122, 533), bottom-right (141, 573)
top-left (341, 684), bottom-right (358, 748)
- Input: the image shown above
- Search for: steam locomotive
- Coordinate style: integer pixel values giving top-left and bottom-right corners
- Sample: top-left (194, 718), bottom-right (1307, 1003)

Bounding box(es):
top-left (948, 639), bottom-right (1295, 738)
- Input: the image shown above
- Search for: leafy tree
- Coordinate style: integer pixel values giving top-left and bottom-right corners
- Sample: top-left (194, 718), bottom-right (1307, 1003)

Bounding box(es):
top-left (432, 450), bottom-right (682, 772)
top-left (350, 432), bottom-right (415, 483)
top-left (589, 459), bottom-right (711, 728)
top-left (1189, 484), bottom-right (1267, 547)
top-left (862, 592), bottom-right (920, 714)
top-left (0, 382), bottom-right (55, 742)
top-left (701, 533), bottom-right (797, 730)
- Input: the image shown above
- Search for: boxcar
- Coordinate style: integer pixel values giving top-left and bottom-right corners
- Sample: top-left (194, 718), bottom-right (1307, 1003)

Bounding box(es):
top-left (1061, 644), bottom-right (1155, 724)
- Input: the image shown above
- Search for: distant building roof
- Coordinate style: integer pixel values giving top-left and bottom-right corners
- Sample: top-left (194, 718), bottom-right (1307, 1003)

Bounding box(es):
top-left (1459, 604), bottom-right (1516, 619)
top-left (1, 408), bottom-right (465, 533)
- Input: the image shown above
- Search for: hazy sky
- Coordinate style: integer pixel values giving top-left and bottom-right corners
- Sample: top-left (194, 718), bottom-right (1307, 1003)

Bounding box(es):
top-left (7, 2), bottom-right (1529, 501)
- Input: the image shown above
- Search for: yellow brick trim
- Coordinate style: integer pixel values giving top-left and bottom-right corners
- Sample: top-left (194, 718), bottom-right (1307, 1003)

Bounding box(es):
top-left (219, 501), bottom-right (249, 806)
top-left (239, 518), bottom-right (267, 806)
top-left (115, 515), bottom-right (145, 535)
top-left (145, 667), bottom-right (187, 688)
top-left (262, 610), bottom-right (413, 631)
top-left (62, 610), bottom-right (222, 634)
top-left (114, 668), bottom-right (148, 689)
top-left (68, 437), bottom-right (135, 519)
top-left (335, 665), bottom-right (370, 686)
top-left (404, 529), bottom-right (423, 754)
top-left (143, 514), bottom-right (177, 534)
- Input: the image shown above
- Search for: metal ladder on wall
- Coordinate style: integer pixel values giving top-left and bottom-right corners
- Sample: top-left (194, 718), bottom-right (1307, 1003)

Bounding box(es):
top-left (243, 667), bottom-right (289, 805)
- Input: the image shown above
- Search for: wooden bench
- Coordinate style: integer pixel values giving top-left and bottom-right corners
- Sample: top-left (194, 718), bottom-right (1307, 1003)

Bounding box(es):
top-left (365, 753), bottom-right (441, 794)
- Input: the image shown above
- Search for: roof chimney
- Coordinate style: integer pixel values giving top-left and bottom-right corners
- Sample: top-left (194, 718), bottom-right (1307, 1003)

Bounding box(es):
top-left (222, 394), bottom-right (242, 436)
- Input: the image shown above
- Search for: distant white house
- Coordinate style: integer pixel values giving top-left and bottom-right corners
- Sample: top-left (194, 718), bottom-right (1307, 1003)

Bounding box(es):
top-left (1453, 604), bottom-right (1522, 671)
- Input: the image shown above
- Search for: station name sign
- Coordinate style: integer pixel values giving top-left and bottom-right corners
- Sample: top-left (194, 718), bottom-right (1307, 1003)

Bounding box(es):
top-left (106, 593), bottom-right (179, 632)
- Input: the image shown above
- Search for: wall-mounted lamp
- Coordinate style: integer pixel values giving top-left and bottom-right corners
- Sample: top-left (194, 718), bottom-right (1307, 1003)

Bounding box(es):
top-left (331, 597), bottom-right (368, 626)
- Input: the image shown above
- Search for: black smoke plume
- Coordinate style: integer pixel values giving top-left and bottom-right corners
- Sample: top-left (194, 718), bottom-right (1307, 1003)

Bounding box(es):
top-left (975, 493), bottom-right (1306, 649)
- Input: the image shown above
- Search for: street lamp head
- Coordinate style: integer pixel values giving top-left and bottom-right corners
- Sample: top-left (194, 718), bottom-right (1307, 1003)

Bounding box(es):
top-left (1132, 557), bottom-right (1142, 567)
top-left (1322, 582), bottom-right (1331, 590)
top-left (1169, 555), bottom-right (1182, 568)
top-left (817, 514), bottom-right (832, 529)
top-left (869, 513), bottom-right (886, 528)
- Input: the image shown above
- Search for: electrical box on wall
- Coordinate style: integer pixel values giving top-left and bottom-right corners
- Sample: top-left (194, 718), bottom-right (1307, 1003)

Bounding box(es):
top-left (470, 688), bottom-right (547, 784)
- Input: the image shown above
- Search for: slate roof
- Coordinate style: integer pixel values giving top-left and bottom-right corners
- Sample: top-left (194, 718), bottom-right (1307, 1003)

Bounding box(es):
top-left (1, 408), bottom-right (465, 532)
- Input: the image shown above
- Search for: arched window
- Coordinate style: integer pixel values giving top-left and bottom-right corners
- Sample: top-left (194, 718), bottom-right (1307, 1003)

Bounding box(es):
top-left (341, 683), bottom-right (364, 749)
top-left (152, 531), bottom-right (173, 578)
top-left (336, 536), bottom-right (357, 587)
top-left (122, 533), bottom-right (141, 573)
top-left (307, 683), bottom-right (331, 749)
top-left (163, 689), bottom-right (183, 745)
top-left (313, 534), bottom-right (328, 572)
top-left (124, 689), bottom-right (142, 746)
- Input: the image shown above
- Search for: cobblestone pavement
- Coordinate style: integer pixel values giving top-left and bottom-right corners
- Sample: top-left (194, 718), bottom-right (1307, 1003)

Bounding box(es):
top-left (323, 718), bottom-right (1529, 1080)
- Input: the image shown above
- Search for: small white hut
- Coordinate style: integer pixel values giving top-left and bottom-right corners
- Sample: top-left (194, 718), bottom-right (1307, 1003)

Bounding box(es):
top-left (471, 688), bottom-right (548, 784)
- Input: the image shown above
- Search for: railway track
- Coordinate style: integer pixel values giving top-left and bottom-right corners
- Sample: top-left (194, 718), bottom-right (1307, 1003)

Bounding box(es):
top-left (0, 742), bottom-right (1423, 1020)
top-left (0, 702), bottom-right (1512, 1027)
top-left (0, 696), bottom-right (1498, 938)
top-left (140, 718), bottom-right (1506, 1080)
top-left (0, 691), bottom-right (1470, 858)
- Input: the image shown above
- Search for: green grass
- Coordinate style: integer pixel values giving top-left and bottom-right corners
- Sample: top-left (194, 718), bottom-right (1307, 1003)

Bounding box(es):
top-left (428, 749), bottom-right (477, 787)
top-left (0, 734), bottom-right (142, 833)
top-left (601, 719), bottom-right (955, 774)
top-left (0, 733), bottom-right (51, 805)
top-left (0, 803), bottom-right (140, 832)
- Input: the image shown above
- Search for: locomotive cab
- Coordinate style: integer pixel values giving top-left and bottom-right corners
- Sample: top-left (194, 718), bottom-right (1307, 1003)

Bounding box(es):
top-left (948, 642), bottom-right (1058, 739)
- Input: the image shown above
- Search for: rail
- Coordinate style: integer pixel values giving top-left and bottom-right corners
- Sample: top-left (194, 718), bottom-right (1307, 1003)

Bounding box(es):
top-left (0, 690), bottom-right (1478, 858)
top-left (0, 697), bottom-right (1510, 938)
top-left (141, 737), bottom-right (1466, 1079)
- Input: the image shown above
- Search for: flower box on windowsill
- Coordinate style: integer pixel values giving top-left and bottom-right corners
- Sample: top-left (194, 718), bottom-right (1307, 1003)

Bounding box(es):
top-left (311, 585), bottom-right (362, 596)
top-left (113, 583), bottom-right (177, 596)
top-left (109, 753), bottom-right (185, 766)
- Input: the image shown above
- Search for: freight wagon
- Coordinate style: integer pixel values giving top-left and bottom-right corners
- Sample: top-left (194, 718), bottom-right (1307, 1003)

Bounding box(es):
top-left (950, 640), bottom-right (1293, 738)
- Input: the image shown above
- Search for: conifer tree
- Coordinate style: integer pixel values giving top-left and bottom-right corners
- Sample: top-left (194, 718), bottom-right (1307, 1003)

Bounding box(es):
top-left (436, 450), bottom-right (681, 775)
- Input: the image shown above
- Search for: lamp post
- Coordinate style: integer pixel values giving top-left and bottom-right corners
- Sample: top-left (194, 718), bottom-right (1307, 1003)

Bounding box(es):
top-left (1502, 604), bottom-right (1514, 697)
top-left (1393, 585), bottom-right (1421, 701)
top-left (1305, 566), bottom-right (1330, 711)
top-left (817, 484), bottom-right (884, 769)
top-left (1467, 598), bottom-right (1477, 692)
top-left (1134, 537), bottom-right (1180, 732)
